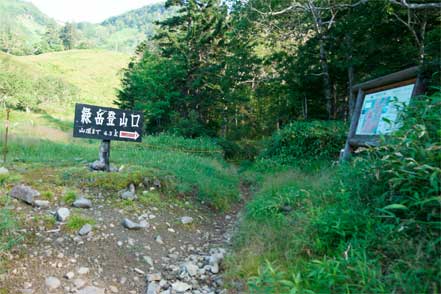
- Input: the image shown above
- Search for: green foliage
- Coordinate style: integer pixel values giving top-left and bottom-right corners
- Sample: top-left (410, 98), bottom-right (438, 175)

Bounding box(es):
top-left (118, 0), bottom-right (439, 139)
top-left (65, 214), bottom-right (95, 231)
top-left (60, 23), bottom-right (78, 50)
top-left (228, 91), bottom-right (441, 293)
top-left (261, 121), bottom-right (347, 164)
top-left (40, 191), bottom-right (54, 201)
top-left (118, 0), bottom-right (257, 138)
top-left (0, 0), bottom-right (173, 55)
top-left (62, 191), bottom-right (77, 205)
top-left (3, 134), bottom-right (239, 210)
top-left (0, 49), bottom-right (129, 115)
top-left (0, 0), bottom-right (56, 55)
top-left (0, 197), bottom-right (22, 255)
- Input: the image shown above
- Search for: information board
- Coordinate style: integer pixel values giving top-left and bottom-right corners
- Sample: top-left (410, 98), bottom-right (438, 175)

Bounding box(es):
top-left (73, 103), bottom-right (143, 142)
top-left (355, 84), bottom-right (415, 135)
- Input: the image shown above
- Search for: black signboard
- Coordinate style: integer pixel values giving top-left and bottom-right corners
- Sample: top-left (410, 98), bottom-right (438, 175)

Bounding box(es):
top-left (73, 103), bottom-right (143, 142)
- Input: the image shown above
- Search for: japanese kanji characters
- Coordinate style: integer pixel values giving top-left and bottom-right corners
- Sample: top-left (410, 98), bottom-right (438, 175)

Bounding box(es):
top-left (131, 114), bottom-right (141, 127)
top-left (81, 107), bottom-right (92, 124)
top-left (79, 106), bottom-right (140, 128)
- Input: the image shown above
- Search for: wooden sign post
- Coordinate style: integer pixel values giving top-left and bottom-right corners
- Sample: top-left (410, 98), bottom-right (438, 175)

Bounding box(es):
top-left (341, 66), bottom-right (426, 161)
top-left (73, 103), bottom-right (144, 171)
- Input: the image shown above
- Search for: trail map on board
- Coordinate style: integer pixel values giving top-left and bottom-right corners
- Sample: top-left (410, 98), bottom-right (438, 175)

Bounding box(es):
top-left (356, 84), bottom-right (415, 135)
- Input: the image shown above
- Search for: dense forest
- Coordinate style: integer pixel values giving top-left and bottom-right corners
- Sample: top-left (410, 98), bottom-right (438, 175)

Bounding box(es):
top-left (117, 0), bottom-right (440, 139)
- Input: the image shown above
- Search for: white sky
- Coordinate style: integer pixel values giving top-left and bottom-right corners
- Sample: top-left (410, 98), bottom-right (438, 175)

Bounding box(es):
top-left (28, 0), bottom-right (163, 23)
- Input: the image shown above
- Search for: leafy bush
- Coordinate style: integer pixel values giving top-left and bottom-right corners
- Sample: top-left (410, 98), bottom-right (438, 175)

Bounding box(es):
top-left (228, 91), bottom-right (441, 293)
top-left (261, 120), bottom-right (347, 164)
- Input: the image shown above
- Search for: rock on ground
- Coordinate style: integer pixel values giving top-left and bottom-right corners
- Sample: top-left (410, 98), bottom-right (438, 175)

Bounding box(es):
top-left (122, 218), bottom-right (148, 230)
top-left (180, 216), bottom-right (193, 224)
top-left (56, 207), bottom-right (70, 222)
top-left (172, 281), bottom-right (191, 292)
top-left (45, 276), bottom-right (61, 290)
top-left (78, 224), bottom-right (92, 236)
top-left (73, 197), bottom-right (92, 209)
top-left (10, 184), bottom-right (40, 205)
top-left (34, 200), bottom-right (50, 208)
top-left (77, 286), bottom-right (105, 294)
top-left (121, 190), bottom-right (136, 200)
top-left (145, 282), bottom-right (160, 294)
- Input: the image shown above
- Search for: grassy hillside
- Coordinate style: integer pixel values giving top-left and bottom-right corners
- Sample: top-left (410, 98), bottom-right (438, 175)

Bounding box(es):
top-left (0, 0), bottom-right (55, 55)
top-left (0, 0), bottom-right (174, 54)
top-left (0, 49), bottom-right (130, 117)
top-left (18, 49), bottom-right (130, 108)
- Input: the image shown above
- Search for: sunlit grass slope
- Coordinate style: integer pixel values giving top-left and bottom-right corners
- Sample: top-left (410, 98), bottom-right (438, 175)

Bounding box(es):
top-left (18, 49), bottom-right (130, 108)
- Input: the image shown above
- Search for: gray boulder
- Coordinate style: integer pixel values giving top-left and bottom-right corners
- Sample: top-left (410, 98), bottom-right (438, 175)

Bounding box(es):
top-left (172, 281), bottom-right (191, 292)
top-left (10, 184), bottom-right (40, 205)
top-left (73, 197), bottom-right (92, 209)
top-left (78, 224), bottom-right (92, 236)
top-left (90, 160), bottom-right (106, 171)
top-left (0, 167), bottom-right (9, 175)
top-left (34, 200), bottom-right (50, 208)
top-left (120, 190), bottom-right (136, 200)
top-left (122, 218), bottom-right (148, 230)
top-left (56, 208), bottom-right (70, 222)
top-left (146, 282), bottom-right (160, 294)
top-left (45, 276), bottom-right (61, 290)
top-left (180, 216), bottom-right (194, 225)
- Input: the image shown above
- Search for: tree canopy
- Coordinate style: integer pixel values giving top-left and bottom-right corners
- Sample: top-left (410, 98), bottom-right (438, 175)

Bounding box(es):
top-left (117, 0), bottom-right (440, 139)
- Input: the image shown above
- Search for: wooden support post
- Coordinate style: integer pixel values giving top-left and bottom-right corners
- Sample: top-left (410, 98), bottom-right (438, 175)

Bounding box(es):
top-left (3, 109), bottom-right (10, 164)
top-left (99, 140), bottom-right (111, 172)
top-left (341, 89), bottom-right (364, 162)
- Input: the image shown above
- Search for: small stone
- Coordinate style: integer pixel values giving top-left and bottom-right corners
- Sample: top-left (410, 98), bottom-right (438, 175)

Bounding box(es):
top-left (211, 262), bottom-right (219, 274)
top-left (73, 278), bottom-right (86, 288)
top-left (73, 197), bottom-right (92, 209)
top-left (121, 191), bottom-right (136, 200)
top-left (180, 216), bottom-right (193, 225)
top-left (109, 285), bottom-right (118, 293)
top-left (172, 281), bottom-right (191, 292)
top-left (77, 286), bottom-right (105, 294)
top-left (78, 224), bottom-right (92, 236)
top-left (122, 218), bottom-right (148, 230)
top-left (155, 235), bottom-right (163, 245)
top-left (147, 273), bottom-right (161, 282)
top-left (153, 179), bottom-right (161, 188)
top-left (146, 282), bottom-right (160, 294)
top-left (56, 208), bottom-right (70, 222)
top-left (182, 262), bottom-right (199, 276)
top-left (143, 256), bottom-right (154, 267)
top-left (64, 272), bottom-right (75, 280)
top-left (77, 267), bottom-right (89, 275)
top-left (90, 160), bottom-right (106, 171)
top-left (45, 276), bottom-right (61, 290)
top-left (134, 268), bottom-right (145, 275)
top-left (34, 200), bottom-right (50, 208)
top-left (10, 184), bottom-right (40, 205)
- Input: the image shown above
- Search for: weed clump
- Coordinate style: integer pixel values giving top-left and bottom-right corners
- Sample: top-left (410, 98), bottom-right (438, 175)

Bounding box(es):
top-left (65, 215), bottom-right (96, 232)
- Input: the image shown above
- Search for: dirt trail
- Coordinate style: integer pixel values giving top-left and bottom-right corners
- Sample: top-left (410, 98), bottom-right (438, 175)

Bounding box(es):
top-left (1, 176), bottom-right (248, 294)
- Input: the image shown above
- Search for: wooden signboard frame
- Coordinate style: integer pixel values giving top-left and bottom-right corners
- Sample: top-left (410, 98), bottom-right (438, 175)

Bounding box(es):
top-left (341, 66), bottom-right (426, 160)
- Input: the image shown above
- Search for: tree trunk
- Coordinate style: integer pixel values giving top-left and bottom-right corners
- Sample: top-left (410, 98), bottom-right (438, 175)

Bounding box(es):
top-left (347, 64), bottom-right (355, 120)
top-left (319, 37), bottom-right (333, 119)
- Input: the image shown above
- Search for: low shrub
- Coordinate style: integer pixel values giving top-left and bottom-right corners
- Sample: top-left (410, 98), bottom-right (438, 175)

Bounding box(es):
top-left (228, 91), bottom-right (441, 293)
top-left (261, 120), bottom-right (347, 164)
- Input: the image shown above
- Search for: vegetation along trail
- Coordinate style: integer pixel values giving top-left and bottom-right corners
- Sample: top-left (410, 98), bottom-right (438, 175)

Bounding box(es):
top-left (1, 0), bottom-right (440, 293)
